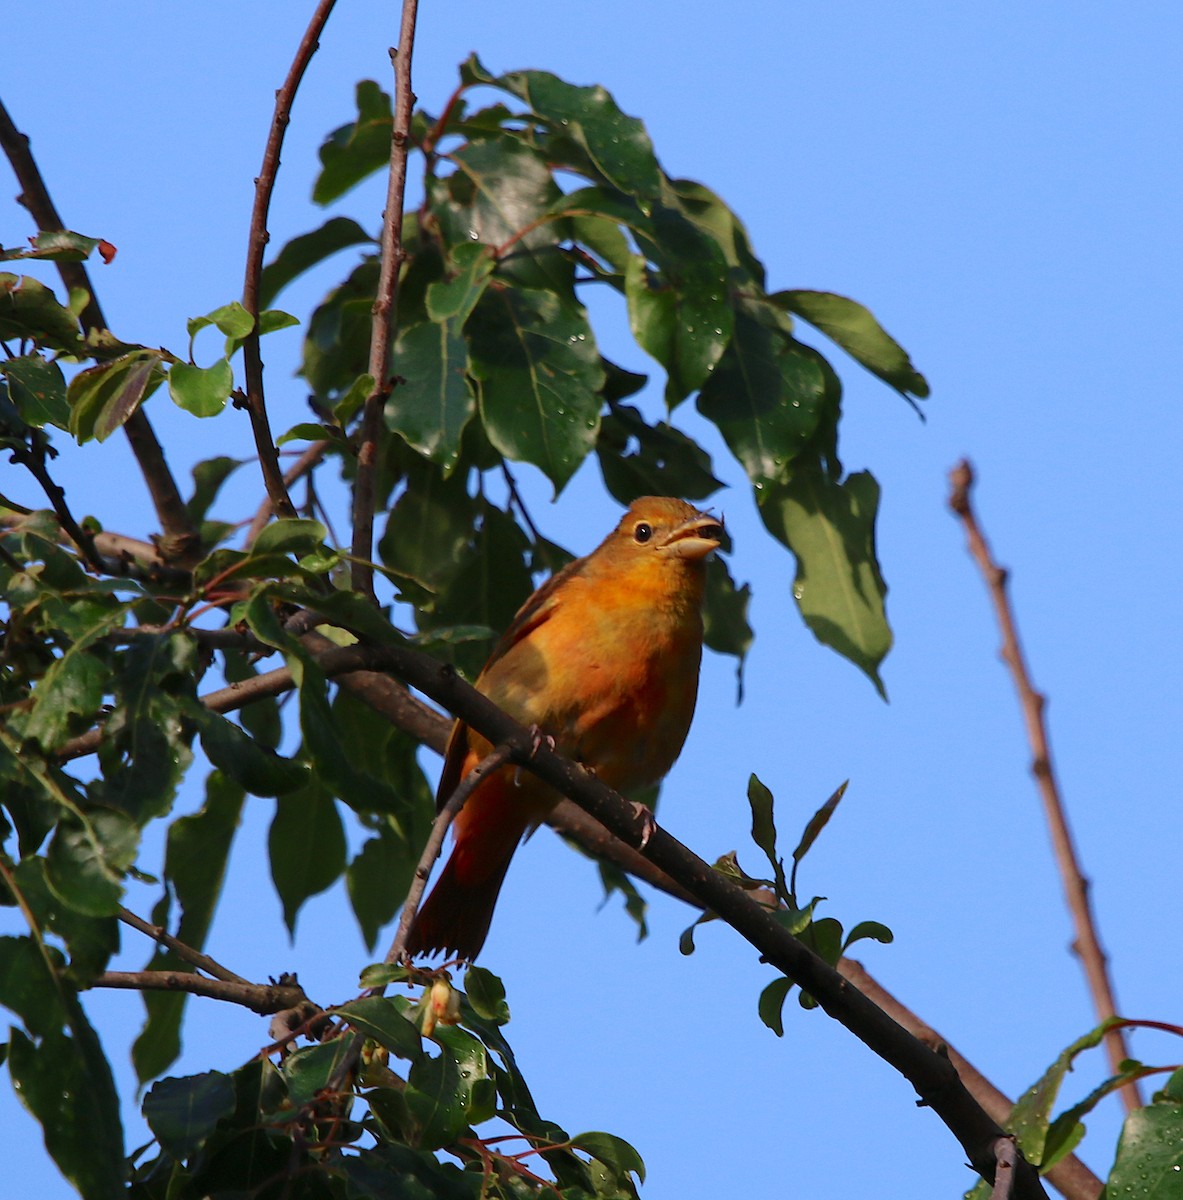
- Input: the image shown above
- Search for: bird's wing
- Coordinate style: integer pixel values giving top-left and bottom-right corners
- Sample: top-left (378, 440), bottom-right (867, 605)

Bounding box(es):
top-left (434, 553), bottom-right (588, 809)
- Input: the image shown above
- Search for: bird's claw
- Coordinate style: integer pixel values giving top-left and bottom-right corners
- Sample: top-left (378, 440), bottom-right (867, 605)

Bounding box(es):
top-left (526, 724), bottom-right (557, 758)
top-left (630, 801), bottom-right (657, 850)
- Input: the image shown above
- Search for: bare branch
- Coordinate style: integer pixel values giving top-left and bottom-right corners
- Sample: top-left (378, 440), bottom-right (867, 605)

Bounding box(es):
top-left (838, 959), bottom-right (1103, 1200)
top-left (118, 906), bottom-right (248, 985)
top-left (991, 1137), bottom-right (1018, 1200)
top-left (238, 1), bottom-right (340, 524)
top-left (0, 95), bottom-right (197, 555)
top-left (90, 969), bottom-right (308, 1016)
top-left (351, 4), bottom-right (420, 601)
top-left (949, 459), bottom-right (1141, 1112)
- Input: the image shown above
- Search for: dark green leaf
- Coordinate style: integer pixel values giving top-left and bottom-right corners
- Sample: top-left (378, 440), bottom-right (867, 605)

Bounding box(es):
top-left (250, 517), bottom-right (328, 558)
top-left (0, 935), bottom-right (67, 1037)
top-left (168, 358), bottom-right (233, 418)
top-left (758, 976), bottom-right (794, 1037)
top-left (347, 828), bottom-right (415, 952)
top-left (697, 313), bottom-right (830, 485)
top-left (24, 645), bottom-right (109, 752)
top-left (595, 856), bottom-right (649, 942)
top-left (573, 1130), bottom-right (647, 1186)
top-left (337, 995), bottom-right (424, 1062)
top-left (469, 285), bottom-right (604, 493)
top-left (1, 354), bottom-right (69, 429)
top-left (405, 1025), bottom-right (491, 1149)
top-left (281, 1039), bottom-right (355, 1108)
top-left (495, 69), bottom-right (661, 198)
top-left (842, 919), bottom-right (894, 951)
top-left (186, 455), bottom-right (247, 524)
top-left (775, 289), bottom-right (929, 403)
top-left (464, 965), bottom-right (510, 1025)
top-left (760, 465), bottom-right (891, 695)
top-left (1106, 1082), bottom-right (1183, 1199)
top-left (314, 80), bottom-right (394, 205)
top-left (0, 273), bottom-right (84, 352)
top-left (196, 711), bottom-right (310, 797)
top-left (747, 775), bottom-right (789, 900)
top-left (68, 349), bottom-right (167, 444)
top-left (260, 216), bottom-right (374, 308)
top-left (388, 318), bottom-right (475, 474)
top-left (425, 241), bottom-right (496, 325)
top-left (269, 781), bottom-right (346, 935)
top-left (703, 555), bottom-right (753, 701)
top-left (142, 1071), bottom-right (236, 1160)
top-left (45, 809), bottom-right (139, 916)
top-left (596, 403), bottom-right (722, 504)
top-left (8, 1025), bottom-right (125, 1199)
top-left (379, 465), bottom-right (477, 594)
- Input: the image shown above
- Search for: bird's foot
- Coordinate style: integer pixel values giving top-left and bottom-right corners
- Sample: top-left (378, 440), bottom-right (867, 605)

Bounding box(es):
top-left (526, 724), bottom-right (557, 757)
top-left (630, 800), bottom-right (658, 850)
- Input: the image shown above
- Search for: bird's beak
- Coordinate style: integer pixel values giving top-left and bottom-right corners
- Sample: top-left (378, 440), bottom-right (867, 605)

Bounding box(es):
top-left (660, 513), bottom-right (724, 561)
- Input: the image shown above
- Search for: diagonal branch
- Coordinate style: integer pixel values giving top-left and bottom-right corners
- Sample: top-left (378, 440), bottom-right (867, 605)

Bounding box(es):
top-left (238, 1), bottom-right (339, 526)
top-left (0, 95), bottom-right (197, 556)
top-left (949, 459), bottom-right (1141, 1113)
top-left (118, 905), bottom-right (248, 985)
top-left (351, 0), bottom-right (420, 601)
top-left (90, 970), bottom-right (308, 1016)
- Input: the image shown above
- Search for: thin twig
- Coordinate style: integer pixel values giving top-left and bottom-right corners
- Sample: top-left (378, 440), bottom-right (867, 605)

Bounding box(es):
top-left (949, 459), bottom-right (1141, 1112)
top-left (90, 970), bottom-right (307, 1016)
top-left (385, 743), bottom-right (513, 966)
top-left (351, 2), bottom-right (420, 601)
top-left (238, 1), bottom-right (339, 524)
top-left (0, 95), bottom-right (197, 555)
top-left (117, 906), bottom-right (248, 984)
top-left (991, 1138), bottom-right (1018, 1200)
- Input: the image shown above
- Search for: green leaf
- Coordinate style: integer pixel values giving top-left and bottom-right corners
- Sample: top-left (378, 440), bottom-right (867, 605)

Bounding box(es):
top-left (268, 781), bottom-right (346, 935)
top-left (250, 516), bottom-right (328, 558)
top-left (494, 69), bottom-right (662, 198)
top-left (464, 965), bottom-right (510, 1025)
top-left (8, 1024), bottom-right (125, 1199)
top-left (703, 555), bottom-right (753, 701)
top-left (1, 354), bottom-right (70, 429)
top-left (431, 136), bottom-right (565, 290)
top-left (758, 976), bottom-right (795, 1037)
top-left (281, 1039), bottom-right (355, 1108)
top-left (0, 936), bottom-right (68, 1036)
top-left (404, 1025), bottom-right (491, 1150)
top-left (775, 289), bottom-right (929, 403)
top-left (596, 402), bottom-right (722, 504)
top-left (387, 318), bottom-right (475, 474)
top-left (0, 273), bottom-right (84, 352)
top-left (379, 464), bottom-right (477, 594)
top-left (792, 780), bottom-right (849, 868)
top-left (760, 465), bottom-right (891, 695)
top-left (336, 995), bottom-right (424, 1062)
top-left (257, 308), bottom-right (299, 336)
top-left (1106, 1080), bottom-right (1183, 1199)
top-left (186, 455), bottom-right (247, 524)
top-left (0, 229), bottom-right (102, 263)
top-left (572, 1130), bottom-right (646, 1185)
top-left (425, 241), bottom-right (496, 324)
top-left (68, 349), bottom-right (167, 443)
top-left (697, 312), bottom-right (831, 486)
top-left (314, 80), bottom-right (394, 205)
top-left (468, 285), bottom-right (604, 493)
top-left (185, 300), bottom-right (254, 346)
top-left (842, 919), bottom-right (894, 951)
top-left (347, 828), bottom-right (414, 952)
top-left (45, 809), bottom-right (139, 916)
top-left (134, 772), bottom-right (245, 1083)
top-left (142, 1071), bottom-right (236, 1160)
top-left (196, 711), bottom-right (310, 797)
top-left (168, 358), bottom-right (234, 418)
top-left (24, 644), bottom-right (109, 752)
top-left (260, 216), bottom-right (374, 308)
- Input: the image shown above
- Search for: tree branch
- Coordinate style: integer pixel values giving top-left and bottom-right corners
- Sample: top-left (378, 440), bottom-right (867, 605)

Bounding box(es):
top-left (117, 905), bottom-right (249, 985)
top-left (90, 969), bottom-right (308, 1016)
top-left (949, 459), bottom-right (1141, 1112)
top-left (238, 1), bottom-right (339, 525)
top-left (351, 2), bottom-right (420, 601)
top-left (0, 95), bottom-right (197, 556)
top-left (245, 438), bottom-right (330, 546)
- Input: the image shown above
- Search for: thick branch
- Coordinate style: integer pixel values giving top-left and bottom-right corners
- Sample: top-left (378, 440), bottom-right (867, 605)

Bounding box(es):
top-left (238, 2), bottom-right (339, 524)
top-left (351, 5), bottom-right (420, 601)
top-left (0, 95), bottom-right (196, 554)
top-left (949, 459), bottom-right (1141, 1112)
top-left (90, 970), bottom-right (307, 1016)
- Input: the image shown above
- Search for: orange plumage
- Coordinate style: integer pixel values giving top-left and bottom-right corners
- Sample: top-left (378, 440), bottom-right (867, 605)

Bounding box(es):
top-left (405, 496), bottom-right (723, 960)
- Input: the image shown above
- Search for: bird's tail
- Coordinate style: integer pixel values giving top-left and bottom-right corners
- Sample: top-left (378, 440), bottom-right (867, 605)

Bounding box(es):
top-left (405, 781), bottom-right (531, 961)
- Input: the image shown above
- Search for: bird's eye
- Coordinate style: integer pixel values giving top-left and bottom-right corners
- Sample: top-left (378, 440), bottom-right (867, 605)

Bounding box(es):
top-left (633, 522), bottom-right (653, 544)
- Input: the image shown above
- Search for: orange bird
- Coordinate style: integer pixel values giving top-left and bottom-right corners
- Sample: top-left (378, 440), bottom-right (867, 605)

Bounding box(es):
top-left (405, 496), bottom-right (724, 961)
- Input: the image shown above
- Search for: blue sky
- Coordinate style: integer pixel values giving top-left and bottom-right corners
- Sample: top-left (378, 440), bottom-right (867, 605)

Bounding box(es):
top-left (4, 2), bottom-right (1182, 1196)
